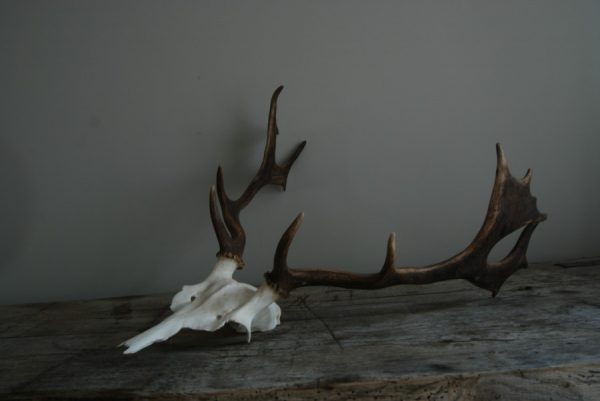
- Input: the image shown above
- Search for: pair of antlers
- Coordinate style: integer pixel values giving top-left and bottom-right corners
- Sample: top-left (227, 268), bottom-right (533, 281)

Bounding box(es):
top-left (210, 86), bottom-right (546, 299)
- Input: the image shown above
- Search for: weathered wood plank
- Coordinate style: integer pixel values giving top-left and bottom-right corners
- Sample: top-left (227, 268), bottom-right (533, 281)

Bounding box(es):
top-left (1, 264), bottom-right (599, 400)
top-left (6, 364), bottom-right (600, 401)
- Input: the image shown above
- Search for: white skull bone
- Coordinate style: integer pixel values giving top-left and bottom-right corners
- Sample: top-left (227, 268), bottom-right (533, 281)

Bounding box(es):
top-left (120, 257), bottom-right (281, 354)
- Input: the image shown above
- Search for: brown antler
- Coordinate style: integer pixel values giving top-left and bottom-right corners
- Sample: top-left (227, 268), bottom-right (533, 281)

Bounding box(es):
top-left (265, 144), bottom-right (547, 297)
top-left (210, 86), bottom-right (306, 267)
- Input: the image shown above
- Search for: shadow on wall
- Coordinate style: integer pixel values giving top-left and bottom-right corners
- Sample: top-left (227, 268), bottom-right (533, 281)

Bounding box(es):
top-left (0, 106), bottom-right (289, 303)
top-left (217, 107), bottom-right (282, 198)
top-left (0, 138), bottom-right (31, 271)
top-left (78, 116), bottom-right (278, 300)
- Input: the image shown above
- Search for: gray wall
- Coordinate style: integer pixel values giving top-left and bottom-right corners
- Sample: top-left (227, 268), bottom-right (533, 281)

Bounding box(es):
top-left (1, 1), bottom-right (599, 304)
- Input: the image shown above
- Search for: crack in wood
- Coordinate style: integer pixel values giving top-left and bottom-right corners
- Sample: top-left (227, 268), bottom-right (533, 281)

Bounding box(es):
top-left (298, 296), bottom-right (344, 350)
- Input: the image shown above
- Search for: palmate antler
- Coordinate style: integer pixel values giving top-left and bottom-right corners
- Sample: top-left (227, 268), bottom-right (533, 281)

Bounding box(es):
top-left (265, 144), bottom-right (547, 298)
top-left (224, 142), bottom-right (547, 341)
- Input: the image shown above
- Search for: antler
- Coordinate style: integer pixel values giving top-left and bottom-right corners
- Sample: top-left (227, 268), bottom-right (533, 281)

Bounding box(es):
top-left (210, 86), bottom-right (306, 267)
top-left (265, 144), bottom-right (547, 298)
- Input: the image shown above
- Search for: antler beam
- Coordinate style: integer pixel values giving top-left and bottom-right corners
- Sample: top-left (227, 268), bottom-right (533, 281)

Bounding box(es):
top-left (265, 144), bottom-right (547, 298)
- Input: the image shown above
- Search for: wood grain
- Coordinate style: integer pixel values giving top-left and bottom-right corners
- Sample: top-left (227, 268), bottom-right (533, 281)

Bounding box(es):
top-left (1, 263), bottom-right (599, 400)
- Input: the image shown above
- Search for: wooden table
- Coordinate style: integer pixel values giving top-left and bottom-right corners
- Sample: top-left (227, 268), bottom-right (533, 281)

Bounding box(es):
top-left (1, 263), bottom-right (599, 400)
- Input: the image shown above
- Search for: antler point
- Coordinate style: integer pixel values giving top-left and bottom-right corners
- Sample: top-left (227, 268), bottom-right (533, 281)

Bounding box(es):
top-left (273, 86), bottom-right (284, 98)
top-left (522, 168), bottom-right (533, 185)
top-left (495, 143), bottom-right (509, 171)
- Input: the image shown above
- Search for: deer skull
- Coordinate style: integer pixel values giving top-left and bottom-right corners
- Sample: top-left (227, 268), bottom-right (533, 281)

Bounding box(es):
top-left (121, 257), bottom-right (280, 354)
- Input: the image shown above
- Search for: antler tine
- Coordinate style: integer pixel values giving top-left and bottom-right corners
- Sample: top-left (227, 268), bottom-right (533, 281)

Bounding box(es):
top-left (209, 185), bottom-right (230, 256)
top-left (264, 144), bottom-right (546, 297)
top-left (264, 86), bottom-right (283, 163)
top-left (210, 87), bottom-right (306, 266)
top-left (265, 212), bottom-right (304, 296)
top-left (522, 168), bottom-right (533, 186)
top-left (380, 233), bottom-right (397, 277)
top-left (274, 212), bottom-right (305, 270)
